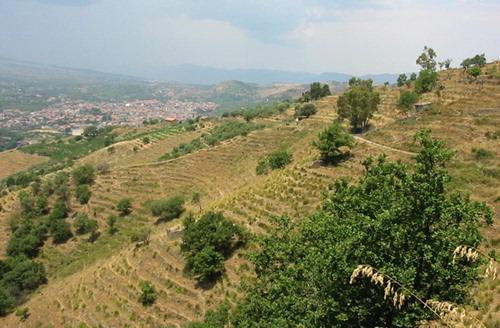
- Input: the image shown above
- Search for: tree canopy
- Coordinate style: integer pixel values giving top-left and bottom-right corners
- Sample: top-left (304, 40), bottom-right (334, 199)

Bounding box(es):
top-left (230, 130), bottom-right (492, 327)
top-left (312, 123), bottom-right (354, 164)
top-left (337, 79), bottom-right (380, 132)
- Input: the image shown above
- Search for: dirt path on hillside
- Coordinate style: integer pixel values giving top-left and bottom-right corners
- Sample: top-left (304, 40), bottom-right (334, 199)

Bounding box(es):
top-left (353, 135), bottom-right (418, 156)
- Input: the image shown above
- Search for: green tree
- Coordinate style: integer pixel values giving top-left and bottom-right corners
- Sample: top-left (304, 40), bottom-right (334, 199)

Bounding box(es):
top-left (312, 123), bottom-right (354, 164)
top-left (106, 214), bottom-right (118, 235)
top-left (83, 125), bottom-right (98, 138)
top-left (461, 53), bottom-right (486, 69)
top-left (181, 212), bottom-right (246, 282)
top-left (116, 197), bottom-right (132, 215)
top-left (309, 82), bottom-right (331, 100)
top-left (231, 130), bottom-right (492, 327)
top-left (466, 66), bottom-right (482, 83)
top-left (414, 69), bottom-right (439, 94)
top-left (49, 219), bottom-right (72, 244)
top-left (74, 184), bottom-right (91, 204)
top-left (138, 280), bottom-right (156, 306)
top-left (416, 46), bottom-right (437, 71)
top-left (397, 91), bottom-right (420, 110)
top-left (397, 74), bottom-right (407, 87)
top-left (150, 196), bottom-right (185, 222)
top-left (72, 164), bottom-right (95, 185)
top-left (294, 103), bottom-right (317, 118)
top-left (337, 79), bottom-right (380, 132)
top-left (73, 213), bottom-right (98, 235)
top-left (267, 150), bottom-right (292, 170)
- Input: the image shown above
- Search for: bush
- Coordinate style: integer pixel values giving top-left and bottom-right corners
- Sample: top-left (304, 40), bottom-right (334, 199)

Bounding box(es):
top-left (181, 212), bottom-right (246, 282)
top-left (73, 213), bottom-right (98, 235)
top-left (72, 164), bottom-right (95, 185)
top-left (397, 91), bottom-right (419, 110)
top-left (139, 280), bottom-right (155, 306)
top-left (256, 159), bottom-right (269, 175)
top-left (473, 148), bottom-right (494, 160)
top-left (116, 198), bottom-right (132, 215)
top-left (414, 70), bottom-right (439, 94)
top-left (313, 123), bottom-right (354, 164)
top-left (106, 214), bottom-right (118, 235)
top-left (294, 103), bottom-right (317, 118)
top-left (149, 196), bottom-right (185, 222)
top-left (74, 184), bottom-right (91, 204)
top-left (267, 150), bottom-right (293, 170)
top-left (49, 219), bottom-right (72, 244)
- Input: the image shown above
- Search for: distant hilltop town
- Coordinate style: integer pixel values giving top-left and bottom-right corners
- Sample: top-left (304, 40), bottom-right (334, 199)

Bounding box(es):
top-left (0, 98), bottom-right (219, 132)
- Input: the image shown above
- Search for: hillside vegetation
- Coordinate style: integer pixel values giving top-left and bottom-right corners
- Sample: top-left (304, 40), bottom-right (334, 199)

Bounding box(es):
top-left (0, 62), bottom-right (498, 327)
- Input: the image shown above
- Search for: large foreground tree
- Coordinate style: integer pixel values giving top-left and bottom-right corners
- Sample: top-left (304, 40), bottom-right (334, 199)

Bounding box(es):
top-left (231, 130), bottom-right (492, 327)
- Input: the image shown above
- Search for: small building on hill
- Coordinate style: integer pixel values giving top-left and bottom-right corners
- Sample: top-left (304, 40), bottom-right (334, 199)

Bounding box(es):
top-left (164, 117), bottom-right (179, 124)
top-left (413, 102), bottom-right (433, 110)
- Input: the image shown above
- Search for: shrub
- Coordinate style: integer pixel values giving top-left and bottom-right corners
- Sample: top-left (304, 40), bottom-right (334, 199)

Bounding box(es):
top-left (473, 148), bottom-right (494, 160)
top-left (267, 150), bottom-right (293, 170)
top-left (149, 196), bottom-right (185, 222)
top-left (294, 103), bottom-right (317, 118)
top-left (139, 280), bottom-right (156, 306)
top-left (72, 164), bottom-right (95, 185)
top-left (116, 198), bottom-right (132, 215)
top-left (313, 123), bottom-right (354, 164)
top-left (397, 91), bottom-right (420, 110)
top-left (106, 214), bottom-right (118, 235)
top-left (181, 212), bottom-right (246, 282)
top-left (49, 219), bottom-right (72, 244)
top-left (74, 184), bottom-right (91, 204)
top-left (73, 213), bottom-right (98, 235)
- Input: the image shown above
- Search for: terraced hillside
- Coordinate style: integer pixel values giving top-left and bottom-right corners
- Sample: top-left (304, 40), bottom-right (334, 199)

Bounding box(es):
top-left (0, 149), bottom-right (46, 179)
top-left (0, 64), bottom-right (499, 327)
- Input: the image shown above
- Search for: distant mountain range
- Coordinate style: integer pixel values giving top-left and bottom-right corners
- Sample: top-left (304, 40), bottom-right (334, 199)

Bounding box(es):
top-left (130, 64), bottom-right (399, 85)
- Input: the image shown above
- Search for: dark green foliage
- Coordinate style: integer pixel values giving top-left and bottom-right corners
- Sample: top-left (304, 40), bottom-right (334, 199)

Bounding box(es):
top-left (294, 103), bottom-right (317, 118)
top-left (15, 307), bottom-right (29, 322)
top-left (397, 91), bottom-right (420, 110)
top-left (414, 69), bottom-right (439, 94)
top-left (181, 212), bottom-right (246, 282)
top-left (49, 219), bottom-right (72, 244)
top-left (106, 214), bottom-right (118, 235)
top-left (74, 184), bottom-right (91, 204)
top-left (267, 150), bottom-right (293, 170)
top-left (116, 197), bottom-right (132, 215)
top-left (461, 53), bottom-right (486, 69)
top-left (202, 120), bottom-right (265, 146)
top-left (183, 301), bottom-right (231, 328)
top-left (7, 228), bottom-right (45, 258)
top-left (397, 74), bottom-right (407, 87)
top-left (142, 136), bottom-right (150, 144)
top-left (466, 66), bottom-right (482, 82)
top-left (150, 196), bottom-right (185, 222)
top-left (255, 159), bottom-right (269, 175)
top-left (72, 164), bottom-right (95, 185)
top-left (2, 256), bottom-right (47, 292)
top-left (73, 213), bottom-right (98, 235)
top-left (50, 201), bottom-right (68, 220)
top-left (139, 280), bottom-right (156, 306)
top-left (312, 123), bottom-right (354, 164)
top-left (158, 138), bottom-right (205, 161)
top-left (472, 148), bottom-right (493, 160)
top-left (256, 150), bottom-right (292, 175)
top-left (337, 79), bottom-right (380, 132)
top-left (0, 256), bottom-right (46, 315)
top-left (231, 130), bottom-right (492, 327)
top-left (308, 82), bottom-right (331, 101)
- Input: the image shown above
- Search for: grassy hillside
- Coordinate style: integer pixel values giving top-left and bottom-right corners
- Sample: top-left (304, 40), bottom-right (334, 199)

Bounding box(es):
top-left (0, 63), bottom-right (498, 327)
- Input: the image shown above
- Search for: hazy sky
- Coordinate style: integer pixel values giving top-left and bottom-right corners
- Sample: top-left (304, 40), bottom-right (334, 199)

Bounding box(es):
top-left (1, 0), bottom-right (499, 76)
